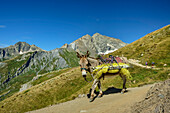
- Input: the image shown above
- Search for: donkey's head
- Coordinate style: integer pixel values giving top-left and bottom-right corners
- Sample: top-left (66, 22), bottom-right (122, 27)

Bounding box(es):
top-left (76, 51), bottom-right (90, 78)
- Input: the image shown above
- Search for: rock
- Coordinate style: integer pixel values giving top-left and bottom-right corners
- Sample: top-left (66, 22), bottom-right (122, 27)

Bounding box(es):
top-left (78, 94), bottom-right (82, 98)
top-left (163, 64), bottom-right (167, 66)
top-left (78, 94), bottom-right (86, 98)
top-left (19, 82), bottom-right (32, 92)
top-left (80, 110), bottom-right (87, 112)
top-left (158, 94), bottom-right (164, 98)
top-left (131, 79), bottom-right (170, 113)
top-left (0, 62), bottom-right (6, 67)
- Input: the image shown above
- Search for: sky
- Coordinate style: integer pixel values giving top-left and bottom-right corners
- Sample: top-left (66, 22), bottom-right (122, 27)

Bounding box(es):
top-left (0, 0), bottom-right (170, 51)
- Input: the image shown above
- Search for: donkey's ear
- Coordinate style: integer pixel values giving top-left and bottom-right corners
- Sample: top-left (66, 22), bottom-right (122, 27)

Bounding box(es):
top-left (86, 51), bottom-right (90, 57)
top-left (76, 52), bottom-right (81, 58)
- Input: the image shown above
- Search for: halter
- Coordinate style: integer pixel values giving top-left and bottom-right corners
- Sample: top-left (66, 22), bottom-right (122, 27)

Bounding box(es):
top-left (81, 68), bottom-right (88, 71)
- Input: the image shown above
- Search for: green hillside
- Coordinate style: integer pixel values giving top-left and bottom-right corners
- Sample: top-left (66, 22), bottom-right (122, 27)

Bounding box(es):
top-left (107, 25), bottom-right (170, 67)
top-left (0, 64), bottom-right (169, 113)
top-left (0, 52), bottom-right (35, 99)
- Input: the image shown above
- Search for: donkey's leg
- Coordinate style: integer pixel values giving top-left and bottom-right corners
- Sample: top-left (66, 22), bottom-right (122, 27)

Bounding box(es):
top-left (90, 79), bottom-right (99, 102)
top-left (120, 74), bottom-right (127, 94)
top-left (122, 75), bottom-right (127, 94)
top-left (97, 80), bottom-right (103, 98)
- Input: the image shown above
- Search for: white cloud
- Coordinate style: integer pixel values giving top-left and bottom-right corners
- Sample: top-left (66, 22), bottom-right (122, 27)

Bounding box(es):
top-left (0, 44), bottom-right (9, 48)
top-left (0, 25), bottom-right (6, 28)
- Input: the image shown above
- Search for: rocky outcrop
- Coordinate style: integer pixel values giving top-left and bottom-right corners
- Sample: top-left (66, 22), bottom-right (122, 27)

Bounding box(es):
top-left (12, 51), bottom-right (38, 78)
top-left (13, 48), bottom-right (71, 77)
top-left (62, 33), bottom-right (127, 57)
top-left (132, 79), bottom-right (170, 113)
top-left (0, 42), bottom-right (43, 60)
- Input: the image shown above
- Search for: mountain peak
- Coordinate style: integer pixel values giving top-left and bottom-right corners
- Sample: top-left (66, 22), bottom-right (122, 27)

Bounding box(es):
top-left (15, 41), bottom-right (27, 45)
top-left (61, 33), bottom-right (127, 56)
top-left (92, 33), bottom-right (102, 38)
top-left (0, 42), bottom-right (43, 60)
top-left (81, 34), bottom-right (91, 39)
top-left (61, 43), bottom-right (68, 48)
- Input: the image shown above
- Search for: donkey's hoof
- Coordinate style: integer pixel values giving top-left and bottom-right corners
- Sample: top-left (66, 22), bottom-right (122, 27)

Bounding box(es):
top-left (97, 93), bottom-right (103, 98)
top-left (121, 89), bottom-right (126, 94)
top-left (89, 98), bottom-right (94, 102)
top-left (89, 95), bottom-right (94, 102)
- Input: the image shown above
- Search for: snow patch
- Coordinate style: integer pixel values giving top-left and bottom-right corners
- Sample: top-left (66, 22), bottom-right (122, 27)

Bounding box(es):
top-left (98, 49), bottom-right (118, 55)
top-left (19, 51), bottom-right (23, 54)
top-left (107, 43), bottom-right (115, 48)
top-left (19, 50), bottom-right (35, 54)
top-left (71, 42), bottom-right (76, 50)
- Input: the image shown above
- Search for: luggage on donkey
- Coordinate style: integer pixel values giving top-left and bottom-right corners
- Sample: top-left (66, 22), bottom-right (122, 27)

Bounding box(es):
top-left (92, 63), bottom-right (132, 80)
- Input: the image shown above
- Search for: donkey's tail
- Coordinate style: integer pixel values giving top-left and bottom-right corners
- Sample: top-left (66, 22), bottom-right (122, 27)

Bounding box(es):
top-left (120, 68), bottom-right (132, 80)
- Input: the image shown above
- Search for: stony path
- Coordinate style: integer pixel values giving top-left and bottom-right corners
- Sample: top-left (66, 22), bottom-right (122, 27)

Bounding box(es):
top-left (28, 84), bottom-right (153, 113)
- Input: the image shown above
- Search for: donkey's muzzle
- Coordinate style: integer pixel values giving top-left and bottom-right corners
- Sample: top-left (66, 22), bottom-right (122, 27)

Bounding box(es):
top-left (83, 75), bottom-right (86, 78)
top-left (82, 70), bottom-right (87, 76)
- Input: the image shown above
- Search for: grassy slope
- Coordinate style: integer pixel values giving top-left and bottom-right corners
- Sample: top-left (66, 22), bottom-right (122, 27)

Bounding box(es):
top-left (59, 48), bottom-right (79, 67)
top-left (0, 53), bottom-right (31, 81)
top-left (0, 67), bottom-right (88, 113)
top-left (0, 53), bottom-right (35, 98)
top-left (0, 65), bottom-right (169, 113)
top-left (106, 25), bottom-right (170, 67)
top-left (31, 68), bottom-right (72, 86)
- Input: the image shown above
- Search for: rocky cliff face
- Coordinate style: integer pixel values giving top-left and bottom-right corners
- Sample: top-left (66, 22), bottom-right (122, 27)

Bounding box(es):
top-left (61, 33), bottom-right (127, 56)
top-left (19, 49), bottom-right (70, 76)
top-left (0, 42), bottom-right (43, 61)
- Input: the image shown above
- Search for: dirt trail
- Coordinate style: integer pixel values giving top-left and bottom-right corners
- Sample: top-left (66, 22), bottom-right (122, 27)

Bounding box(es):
top-left (128, 59), bottom-right (170, 71)
top-left (127, 58), bottom-right (160, 70)
top-left (28, 84), bottom-right (153, 113)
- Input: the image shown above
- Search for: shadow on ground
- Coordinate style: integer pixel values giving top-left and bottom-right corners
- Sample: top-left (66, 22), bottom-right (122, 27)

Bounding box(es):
top-left (104, 87), bottom-right (127, 95)
top-left (87, 87), bottom-right (129, 102)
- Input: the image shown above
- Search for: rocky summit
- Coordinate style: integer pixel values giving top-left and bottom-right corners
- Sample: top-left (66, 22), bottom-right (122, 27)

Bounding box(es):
top-left (0, 42), bottom-right (43, 61)
top-left (61, 33), bottom-right (127, 57)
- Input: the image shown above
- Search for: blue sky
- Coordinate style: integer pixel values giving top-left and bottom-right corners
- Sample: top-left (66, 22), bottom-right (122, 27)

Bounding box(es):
top-left (0, 0), bottom-right (170, 51)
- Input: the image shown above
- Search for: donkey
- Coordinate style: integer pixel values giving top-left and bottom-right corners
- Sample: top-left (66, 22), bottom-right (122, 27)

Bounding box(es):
top-left (76, 51), bottom-right (131, 102)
